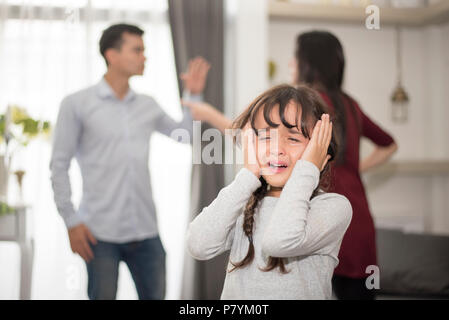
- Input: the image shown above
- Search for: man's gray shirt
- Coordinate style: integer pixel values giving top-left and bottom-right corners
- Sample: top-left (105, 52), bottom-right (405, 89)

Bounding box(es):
top-left (50, 78), bottom-right (196, 243)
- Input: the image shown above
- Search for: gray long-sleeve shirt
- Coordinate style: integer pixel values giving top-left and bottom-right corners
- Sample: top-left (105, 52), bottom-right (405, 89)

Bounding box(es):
top-left (50, 78), bottom-right (197, 243)
top-left (187, 159), bottom-right (352, 299)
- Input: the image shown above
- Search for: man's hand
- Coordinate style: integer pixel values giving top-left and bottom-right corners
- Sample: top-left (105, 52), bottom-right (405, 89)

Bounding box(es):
top-left (180, 56), bottom-right (211, 95)
top-left (301, 113), bottom-right (332, 172)
top-left (68, 223), bottom-right (97, 263)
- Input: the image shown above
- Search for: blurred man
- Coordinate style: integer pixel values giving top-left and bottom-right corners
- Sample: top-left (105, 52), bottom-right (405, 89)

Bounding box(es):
top-left (50, 23), bottom-right (210, 300)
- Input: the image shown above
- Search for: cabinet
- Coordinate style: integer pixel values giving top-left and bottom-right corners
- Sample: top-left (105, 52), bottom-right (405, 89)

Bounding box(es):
top-left (0, 206), bottom-right (34, 300)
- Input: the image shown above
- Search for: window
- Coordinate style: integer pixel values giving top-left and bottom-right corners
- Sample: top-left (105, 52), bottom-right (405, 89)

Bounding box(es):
top-left (0, 0), bottom-right (191, 299)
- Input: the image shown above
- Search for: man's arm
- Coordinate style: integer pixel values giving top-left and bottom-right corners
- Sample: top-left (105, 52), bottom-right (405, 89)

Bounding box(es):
top-left (50, 97), bottom-right (97, 262)
top-left (50, 97), bottom-right (82, 228)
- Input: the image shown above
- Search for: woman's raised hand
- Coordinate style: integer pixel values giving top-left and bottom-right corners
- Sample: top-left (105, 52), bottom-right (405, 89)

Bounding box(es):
top-left (300, 113), bottom-right (332, 172)
top-left (180, 56), bottom-right (211, 95)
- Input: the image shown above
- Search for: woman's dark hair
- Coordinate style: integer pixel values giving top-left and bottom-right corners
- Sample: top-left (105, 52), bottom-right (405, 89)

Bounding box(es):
top-left (229, 84), bottom-right (338, 273)
top-left (295, 30), bottom-right (360, 164)
top-left (99, 23), bottom-right (144, 66)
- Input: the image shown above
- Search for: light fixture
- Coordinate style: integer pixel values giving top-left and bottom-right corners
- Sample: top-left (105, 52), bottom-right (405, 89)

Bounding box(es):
top-left (391, 26), bottom-right (409, 123)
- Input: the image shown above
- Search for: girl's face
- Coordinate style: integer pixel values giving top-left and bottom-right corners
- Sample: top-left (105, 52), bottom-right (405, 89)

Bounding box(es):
top-left (253, 101), bottom-right (310, 190)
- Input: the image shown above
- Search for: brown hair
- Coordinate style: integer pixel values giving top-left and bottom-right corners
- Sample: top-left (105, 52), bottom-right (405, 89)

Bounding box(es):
top-left (229, 84), bottom-right (338, 273)
top-left (99, 23), bottom-right (144, 66)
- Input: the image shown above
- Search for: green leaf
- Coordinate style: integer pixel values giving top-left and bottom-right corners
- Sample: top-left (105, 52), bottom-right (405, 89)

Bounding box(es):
top-left (0, 201), bottom-right (15, 216)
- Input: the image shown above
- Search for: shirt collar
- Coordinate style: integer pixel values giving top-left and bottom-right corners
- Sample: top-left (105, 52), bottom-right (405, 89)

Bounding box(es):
top-left (96, 77), bottom-right (136, 103)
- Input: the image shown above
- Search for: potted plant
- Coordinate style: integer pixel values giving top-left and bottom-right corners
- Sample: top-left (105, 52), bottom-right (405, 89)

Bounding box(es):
top-left (0, 105), bottom-right (51, 204)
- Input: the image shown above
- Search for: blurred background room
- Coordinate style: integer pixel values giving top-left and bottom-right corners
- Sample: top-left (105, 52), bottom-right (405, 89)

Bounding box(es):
top-left (0, 0), bottom-right (448, 300)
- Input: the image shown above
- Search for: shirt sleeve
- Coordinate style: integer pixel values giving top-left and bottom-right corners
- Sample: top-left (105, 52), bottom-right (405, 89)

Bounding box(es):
top-left (261, 159), bottom-right (353, 259)
top-left (49, 97), bottom-right (83, 229)
top-left (186, 168), bottom-right (262, 260)
top-left (154, 90), bottom-right (202, 144)
top-left (359, 106), bottom-right (395, 147)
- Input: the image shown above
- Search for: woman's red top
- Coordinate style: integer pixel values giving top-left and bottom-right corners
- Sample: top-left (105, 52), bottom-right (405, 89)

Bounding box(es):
top-left (320, 92), bottom-right (395, 278)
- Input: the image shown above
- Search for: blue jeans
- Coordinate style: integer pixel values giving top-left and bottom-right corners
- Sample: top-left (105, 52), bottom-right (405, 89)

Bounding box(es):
top-left (85, 236), bottom-right (166, 300)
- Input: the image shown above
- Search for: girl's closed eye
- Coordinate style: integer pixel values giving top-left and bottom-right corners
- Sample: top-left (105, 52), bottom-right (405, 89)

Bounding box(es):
top-left (288, 137), bottom-right (301, 143)
top-left (257, 131), bottom-right (271, 141)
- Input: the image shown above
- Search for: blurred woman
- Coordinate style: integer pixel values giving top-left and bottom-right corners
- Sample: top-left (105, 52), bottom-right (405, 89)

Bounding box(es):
top-left (290, 30), bottom-right (398, 300)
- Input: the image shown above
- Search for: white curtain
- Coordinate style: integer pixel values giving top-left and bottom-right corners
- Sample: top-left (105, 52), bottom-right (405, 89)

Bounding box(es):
top-left (0, 0), bottom-right (191, 299)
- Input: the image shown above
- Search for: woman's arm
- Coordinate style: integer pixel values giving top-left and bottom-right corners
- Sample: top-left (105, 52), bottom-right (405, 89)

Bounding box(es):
top-left (187, 168), bottom-right (261, 260)
top-left (181, 100), bottom-right (232, 134)
top-left (359, 142), bottom-right (398, 173)
top-left (357, 104), bottom-right (398, 173)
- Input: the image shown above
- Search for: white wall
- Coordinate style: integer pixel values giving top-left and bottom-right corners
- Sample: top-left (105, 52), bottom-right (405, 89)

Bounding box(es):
top-left (268, 19), bottom-right (449, 234)
top-left (224, 0), bottom-right (269, 183)
top-left (232, 0), bottom-right (269, 114)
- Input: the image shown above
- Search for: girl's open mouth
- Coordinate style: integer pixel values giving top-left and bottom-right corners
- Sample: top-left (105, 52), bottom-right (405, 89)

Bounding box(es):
top-left (268, 161), bottom-right (288, 174)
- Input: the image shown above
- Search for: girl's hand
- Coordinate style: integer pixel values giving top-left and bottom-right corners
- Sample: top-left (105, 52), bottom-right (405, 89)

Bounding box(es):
top-left (242, 123), bottom-right (261, 178)
top-left (300, 114), bottom-right (332, 172)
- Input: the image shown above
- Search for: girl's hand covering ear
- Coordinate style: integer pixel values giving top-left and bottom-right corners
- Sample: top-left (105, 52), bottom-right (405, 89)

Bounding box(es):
top-left (242, 123), bottom-right (261, 178)
top-left (300, 113), bottom-right (332, 172)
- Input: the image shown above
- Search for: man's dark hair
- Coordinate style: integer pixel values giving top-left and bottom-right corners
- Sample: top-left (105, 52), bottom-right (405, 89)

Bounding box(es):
top-left (99, 23), bottom-right (144, 65)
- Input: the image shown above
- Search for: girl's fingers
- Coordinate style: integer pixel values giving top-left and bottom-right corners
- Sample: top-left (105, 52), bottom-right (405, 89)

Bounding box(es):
top-left (242, 124), bottom-right (252, 149)
top-left (318, 114), bottom-right (329, 145)
top-left (322, 114), bottom-right (332, 148)
top-left (238, 123), bottom-right (248, 148)
top-left (325, 121), bottom-right (333, 149)
top-left (245, 129), bottom-right (258, 166)
top-left (318, 114), bottom-right (325, 145)
top-left (311, 120), bottom-right (321, 143)
top-left (321, 114), bottom-right (330, 145)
